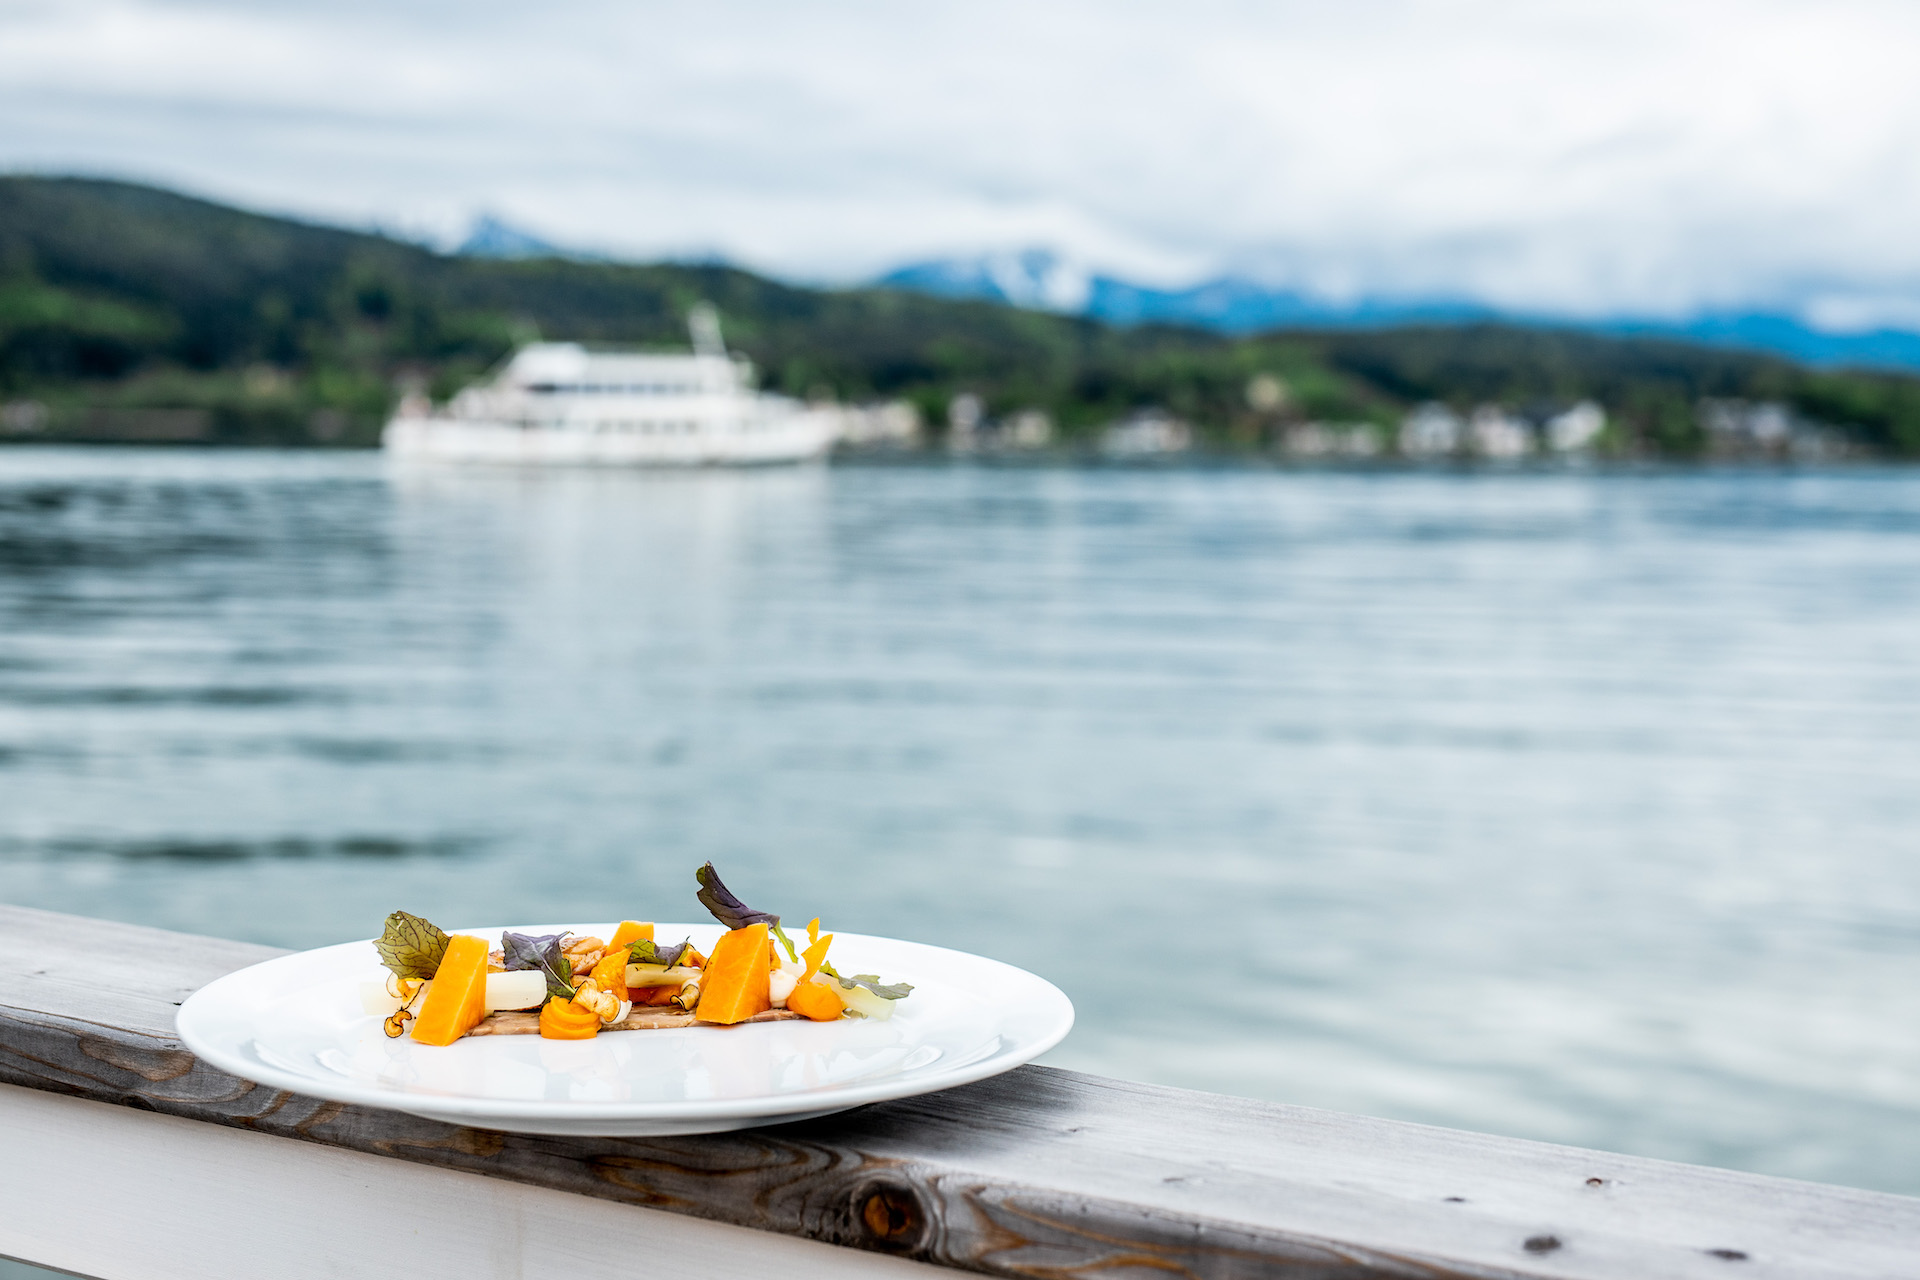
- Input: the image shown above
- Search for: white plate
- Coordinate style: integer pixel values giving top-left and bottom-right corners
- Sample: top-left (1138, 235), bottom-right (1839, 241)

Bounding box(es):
top-left (176, 922), bottom-right (1074, 1135)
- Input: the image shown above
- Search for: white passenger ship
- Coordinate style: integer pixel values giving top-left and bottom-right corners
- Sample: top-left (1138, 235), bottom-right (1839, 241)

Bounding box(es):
top-left (383, 307), bottom-right (838, 465)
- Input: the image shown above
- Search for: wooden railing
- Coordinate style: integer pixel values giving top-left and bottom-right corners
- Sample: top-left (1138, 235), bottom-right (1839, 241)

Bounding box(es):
top-left (2, 903), bottom-right (1916, 1279)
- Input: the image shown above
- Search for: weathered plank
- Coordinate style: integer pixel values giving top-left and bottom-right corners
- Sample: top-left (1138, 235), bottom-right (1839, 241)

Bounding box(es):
top-left (2, 903), bottom-right (1917, 1279)
top-left (3, 1083), bottom-right (938, 1280)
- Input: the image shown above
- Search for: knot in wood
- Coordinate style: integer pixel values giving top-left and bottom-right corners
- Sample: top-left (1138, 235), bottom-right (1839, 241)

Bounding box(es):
top-left (859, 1183), bottom-right (925, 1250)
top-left (1524, 1235), bottom-right (1563, 1254)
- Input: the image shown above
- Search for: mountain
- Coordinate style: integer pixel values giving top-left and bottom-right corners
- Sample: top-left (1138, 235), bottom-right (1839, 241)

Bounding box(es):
top-left (882, 251), bottom-right (1493, 330)
top-left (1599, 313), bottom-right (1920, 373)
top-left (0, 176), bottom-right (1239, 446)
top-left (882, 249), bottom-right (1095, 313)
top-left (879, 251), bottom-right (1920, 374)
top-left (2, 175), bottom-right (1918, 455)
top-left (457, 214), bottom-right (565, 260)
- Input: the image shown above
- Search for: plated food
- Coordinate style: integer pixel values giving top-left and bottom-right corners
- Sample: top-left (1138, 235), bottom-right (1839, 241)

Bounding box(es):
top-left (178, 896), bottom-right (1070, 1135)
top-left (362, 863), bottom-right (912, 1046)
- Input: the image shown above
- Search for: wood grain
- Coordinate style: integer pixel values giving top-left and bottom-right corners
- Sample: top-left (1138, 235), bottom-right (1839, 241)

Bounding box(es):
top-left (3, 903), bottom-right (1917, 1279)
top-left (4, 1083), bottom-right (941, 1280)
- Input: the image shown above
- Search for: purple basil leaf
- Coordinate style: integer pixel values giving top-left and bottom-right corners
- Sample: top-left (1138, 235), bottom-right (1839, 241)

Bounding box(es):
top-left (501, 930), bottom-right (575, 1000)
top-left (695, 862), bottom-right (780, 931)
top-left (626, 938), bottom-right (690, 969)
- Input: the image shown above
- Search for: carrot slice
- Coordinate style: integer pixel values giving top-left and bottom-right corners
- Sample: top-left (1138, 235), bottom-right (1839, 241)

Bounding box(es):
top-left (800, 932), bottom-right (833, 981)
top-left (538, 996), bottom-right (600, 1039)
top-left (409, 934), bottom-right (490, 1045)
top-left (694, 923), bottom-right (771, 1024)
top-left (608, 920), bottom-right (653, 950)
top-left (786, 977), bottom-right (845, 1022)
top-left (588, 949), bottom-right (629, 1001)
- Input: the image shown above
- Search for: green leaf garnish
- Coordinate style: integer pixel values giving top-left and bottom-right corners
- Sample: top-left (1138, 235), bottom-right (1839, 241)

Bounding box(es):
top-left (374, 910), bottom-right (449, 980)
top-left (769, 919), bottom-right (800, 964)
top-left (501, 930), bottom-right (576, 1000)
top-left (821, 961), bottom-right (912, 1001)
top-left (627, 938), bottom-right (691, 969)
top-left (695, 862), bottom-right (780, 931)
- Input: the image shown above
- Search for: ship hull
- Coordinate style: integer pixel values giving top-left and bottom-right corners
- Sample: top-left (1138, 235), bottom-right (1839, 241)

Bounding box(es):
top-left (382, 415), bottom-right (836, 466)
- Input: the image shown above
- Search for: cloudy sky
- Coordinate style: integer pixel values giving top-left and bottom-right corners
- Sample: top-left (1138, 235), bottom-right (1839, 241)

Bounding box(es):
top-left (4, 0), bottom-right (1919, 324)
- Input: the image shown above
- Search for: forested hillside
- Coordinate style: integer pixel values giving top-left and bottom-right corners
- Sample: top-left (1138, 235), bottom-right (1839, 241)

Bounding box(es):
top-left (3, 175), bottom-right (1918, 454)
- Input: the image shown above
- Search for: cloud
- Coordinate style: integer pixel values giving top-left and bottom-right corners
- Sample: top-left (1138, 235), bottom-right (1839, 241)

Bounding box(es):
top-left (3, 0), bottom-right (1919, 319)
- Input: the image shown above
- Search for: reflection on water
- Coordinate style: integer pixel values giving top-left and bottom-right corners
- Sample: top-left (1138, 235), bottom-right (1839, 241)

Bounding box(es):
top-left (2, 448), bottom-right (1919, 1192)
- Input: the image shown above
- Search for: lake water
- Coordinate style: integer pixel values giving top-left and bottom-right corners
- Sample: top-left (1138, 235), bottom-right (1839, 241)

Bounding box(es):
top-left (3, 448), bottom-right (1917, 1195)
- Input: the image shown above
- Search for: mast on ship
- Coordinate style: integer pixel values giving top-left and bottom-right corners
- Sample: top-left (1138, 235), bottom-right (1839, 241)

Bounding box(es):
top-left (689, 303), bottom-right (726, 358)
